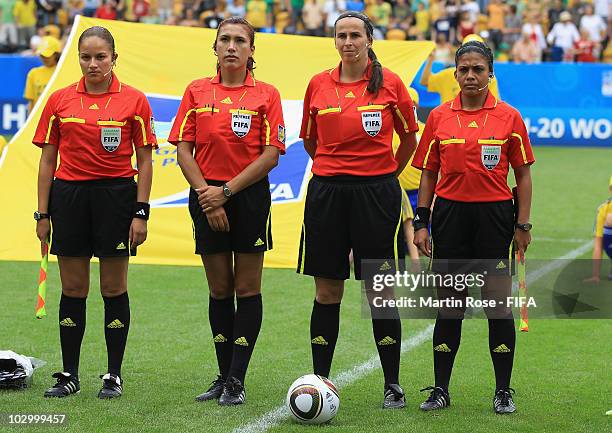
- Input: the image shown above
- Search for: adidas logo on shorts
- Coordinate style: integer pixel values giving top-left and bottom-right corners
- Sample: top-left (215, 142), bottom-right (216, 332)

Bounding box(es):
top-left (379, 261), bottom-right (392, 271)
top-left (496, 261), bottom-right (507, 269)
top-left (254, 238), bottom-right (264, 247)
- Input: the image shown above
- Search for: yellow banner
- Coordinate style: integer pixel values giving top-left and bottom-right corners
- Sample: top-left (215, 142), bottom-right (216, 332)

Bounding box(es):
top-left (0, 16), bottom-right (433, 267)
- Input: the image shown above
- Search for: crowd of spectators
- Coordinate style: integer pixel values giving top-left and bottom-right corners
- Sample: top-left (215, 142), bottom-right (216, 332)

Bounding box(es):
top-left (0, 0), bottom-right (610, 62)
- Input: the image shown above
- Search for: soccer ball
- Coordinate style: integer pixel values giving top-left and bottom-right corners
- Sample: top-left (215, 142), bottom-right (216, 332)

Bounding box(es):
top-left (286, 374), bottom-right (340, 424)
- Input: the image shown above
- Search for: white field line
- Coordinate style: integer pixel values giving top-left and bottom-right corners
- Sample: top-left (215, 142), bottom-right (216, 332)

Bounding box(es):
top-left (235, 241), bottom-right (592, 433)
top-left (233, 324), bottom-right (434, 433)
top-left (532, 237), bottom-right (590, 243)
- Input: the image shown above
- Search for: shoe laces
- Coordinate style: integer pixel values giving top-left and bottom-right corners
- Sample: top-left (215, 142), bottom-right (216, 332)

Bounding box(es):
top-left (495, 388), bottom-right (515, 405)
top-left (420, 386), bottom-right (446, 402)
top-left (208, 375), bottom-right (225, 390)
top-left (51, 372), bottom-right (74, 386)
top-left (385, 384), bottom-right (404, 399)
top-left (225, 377), bottom-right (243, 396)
top-left (99, 373), bottom-right (121, 388)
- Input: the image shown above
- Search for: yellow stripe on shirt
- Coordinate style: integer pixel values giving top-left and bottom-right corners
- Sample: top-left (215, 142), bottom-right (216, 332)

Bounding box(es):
top-left (263, 114), bottom-right (270, 146)
top-left (477, 138), bottom-right (508, 145)
top-left (512, 132), bottom-right (528, 164)
top-left (357, 104), bottom-right (387, 111)
top-left (394, 106), bottom-right (409, 132)
top-left (97, 120), bottom-right (126, 127)
top-left (134, 115), bottom-right (148, 146)
top-left (45, 115), bottom-right (56, 144)
top-left (422, 139), bottom-right (436, 168)
top-left (59, 117), bottom-right (85, 124)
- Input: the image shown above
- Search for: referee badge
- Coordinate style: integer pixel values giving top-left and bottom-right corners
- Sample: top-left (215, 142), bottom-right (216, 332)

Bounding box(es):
top-left (361, 111), bottom-right (382, 137)
top-left (231, 113), bottom-right (252, 138)
top-left (481, 145), bottom-right (501, 170)
top-left (100, 127), bottom-right (121, 152)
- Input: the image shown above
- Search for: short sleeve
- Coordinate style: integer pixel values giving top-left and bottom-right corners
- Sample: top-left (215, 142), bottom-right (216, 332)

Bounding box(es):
top-left (262, 86), bottom-right (286, 154)
top-left (24, 69), bottom-right (35, 101)
top-left (168, 83), bottom-right (196, 145)
top-left (132, 92), bottom-right (158, 149)
top-left (507, 110), bottom-right (535, 168)
top-left (392, 75), bottom-right (419, 138)
top-left (427, 71), bottom-right (442, 94)
top-left (299, 77), bottom-right (317, 141)
top-left (411, 111), bottom-right (439, 172)
top-left (594, 203), bottom-right (606, 237)
top-left (32, 90), bottom-right (59, 147)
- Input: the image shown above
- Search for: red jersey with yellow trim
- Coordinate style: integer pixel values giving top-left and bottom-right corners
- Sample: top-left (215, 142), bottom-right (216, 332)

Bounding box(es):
top-left (412, 91), bottom-right (535, 202)
top-left (300, 63), bottom-right (419, 177)
top-left (32, 74), bottom-right (157, 181)
top-left (168, 72), bottom-right (286, 181)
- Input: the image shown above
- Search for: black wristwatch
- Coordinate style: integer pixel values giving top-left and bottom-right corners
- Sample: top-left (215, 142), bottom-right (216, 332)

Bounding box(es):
top-left (34, 211), bottom-right (49, 221)
top-left (515, 222), bottom-right (532, 232)
top-left (222, 183), bottom-right (233, 199)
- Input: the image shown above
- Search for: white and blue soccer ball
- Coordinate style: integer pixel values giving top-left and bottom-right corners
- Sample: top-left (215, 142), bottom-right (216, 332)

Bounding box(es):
top-left (286, 374), bottom-right (340, 424)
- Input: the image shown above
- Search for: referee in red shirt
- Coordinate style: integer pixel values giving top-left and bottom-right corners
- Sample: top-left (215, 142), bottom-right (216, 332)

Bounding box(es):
top-left (412, 40), bottom-right (534, 414)
top-left (168, 17), bottom-right (285, 406)
top-left (33, 26), bottom-right (156, 399)
top-left (297, 12), bottom-right (419, 409)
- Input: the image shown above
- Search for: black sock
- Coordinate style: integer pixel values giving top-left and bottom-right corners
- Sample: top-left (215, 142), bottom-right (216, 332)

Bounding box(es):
top-left (310, 300), bottom-right (340, 378)
top-left (371, 306), bottom-right (401, 386)
top-left (432, 316), bottom-right (463, 391)
top-left (228, 294), bottom-right (262, 384)
top-left (208, 296), bottom-right (235, 379)
top-left (59, 294), bottom-right (87, 377)
top-left (103, 292), bottom-right (130, 377)
top-left (488, 314), bottom-right (516, 391)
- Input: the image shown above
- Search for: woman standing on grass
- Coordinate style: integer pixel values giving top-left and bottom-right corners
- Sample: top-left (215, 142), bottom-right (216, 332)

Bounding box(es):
top-left (34, 26), bottom-right (156, 399)
top-left (168, 17), bottom-right (285, 406)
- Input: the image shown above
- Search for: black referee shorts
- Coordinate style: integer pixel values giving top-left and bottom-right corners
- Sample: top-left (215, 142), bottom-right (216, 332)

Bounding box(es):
top-left (297, 174), bottom-right (403, 280)
top-left (189, 177), bottom-right (272, 255)
top-left (430, 197), bottom-right (515, 275)
top-left (49, 178), bottom-right (137, 258)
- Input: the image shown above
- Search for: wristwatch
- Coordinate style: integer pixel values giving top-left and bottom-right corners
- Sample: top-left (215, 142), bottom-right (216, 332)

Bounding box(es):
top-left (515, 222), bottom-right (532, 231)
top-left (222, 183), bottom-right (233, 199)
top-left (34, 211), bottom-right (49, 221)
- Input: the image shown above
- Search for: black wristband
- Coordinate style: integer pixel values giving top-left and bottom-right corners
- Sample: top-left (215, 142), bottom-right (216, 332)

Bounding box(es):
top-left (412, 207), bottom-right (431, 231)
top-left (133, 202), bottom-right (150, 220)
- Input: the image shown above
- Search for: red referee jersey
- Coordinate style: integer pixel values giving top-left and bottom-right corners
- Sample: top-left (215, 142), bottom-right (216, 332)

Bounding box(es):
top-left (300, 62), bottom-right (419, 177)
top-left (412, 92), bottom-right (535, 202)
top-left (33, 74), bottom-right (157, 181)
top-left (168, 72), bottom-right (286, 181)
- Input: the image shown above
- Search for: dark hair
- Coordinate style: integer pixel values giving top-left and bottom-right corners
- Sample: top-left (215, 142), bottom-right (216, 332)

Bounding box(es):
top-left (214, 17), bottom-right (256, 73)
top-left (334, 11), bottom-right (383, 95)
top-left (455, 40), bottom-right (494, 75)
top-left (78, 26), bottom-right (116, 57)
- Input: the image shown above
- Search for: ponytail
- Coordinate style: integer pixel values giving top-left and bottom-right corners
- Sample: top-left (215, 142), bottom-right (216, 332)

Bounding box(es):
top-left (367, 48), bottom-right (383, 95)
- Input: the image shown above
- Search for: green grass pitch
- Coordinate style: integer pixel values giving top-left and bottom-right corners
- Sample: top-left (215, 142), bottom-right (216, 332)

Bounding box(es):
top-left (1, 147), bottom-right (611, 432)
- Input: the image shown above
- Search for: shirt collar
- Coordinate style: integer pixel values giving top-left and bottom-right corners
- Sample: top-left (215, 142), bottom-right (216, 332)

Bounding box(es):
top-left (76, 73), bottom-right (122, 94)
top-left (450, 90), bottom-right (498, 111)
top-left (210, 71), bottom-right (256, 87)
top-left (329, 60), bottom-right (373, 83)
